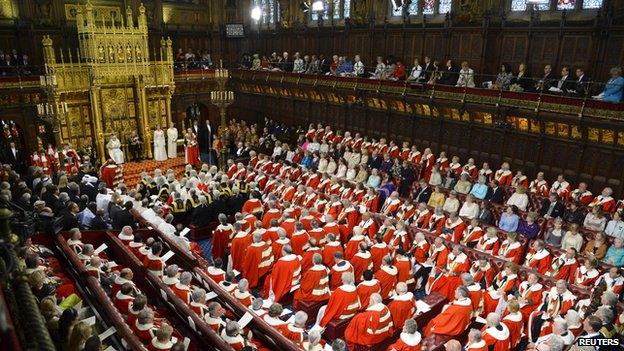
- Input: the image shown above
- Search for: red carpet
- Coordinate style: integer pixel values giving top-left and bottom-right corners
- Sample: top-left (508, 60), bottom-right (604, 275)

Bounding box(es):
top-left (122, 156), bottom-right (188, 188)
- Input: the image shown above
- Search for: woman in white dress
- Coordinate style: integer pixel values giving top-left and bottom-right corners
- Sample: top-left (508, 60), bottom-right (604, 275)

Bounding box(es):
top-left (167, 124), bottom-right (178, 159)
top-left (153, 126), bottom-right (167, 161)
top-left (106, 134), bottom-right (124, 164)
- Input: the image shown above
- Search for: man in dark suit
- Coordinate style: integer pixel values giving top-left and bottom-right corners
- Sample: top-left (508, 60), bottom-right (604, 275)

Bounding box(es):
top-left (227, 188), bottom-right (246, 215)
top-left (280, 52), bottom-right (292, 72)
top-left (536, 64), bottom-right (557, 92)
top-left (112, 202), bottom-right (136, 230)
top-left (552, 66), bottom-right (575, 94)
top-left (233, 141), bottom-right (250, 161)
top-left (577, 316), bottom-right (607, 350)
top-left (572, 67), bottom-right (590, 97)
top-left (421, 56), bottom-right (434, 82)
top-left (191, 196), bottom-right (212, 227)
top-left (5, 141), bottom-right (23, 173)
top-left (61, 201), bottom-right (81, 230)
top-left (413, 180), bottom-right (432, 204)
top-left (438, 59), bottom-right (460, 86)
top-left (208, 192), bottom-right (228, 223)
top-left (486, 180), bottom-right (505, 204)
top-left (538, 193), bottom-right (565, 219)
top-left (197, 119), bottom-right (215, 165)
top-left (367, 151), bottom-right (382, 170)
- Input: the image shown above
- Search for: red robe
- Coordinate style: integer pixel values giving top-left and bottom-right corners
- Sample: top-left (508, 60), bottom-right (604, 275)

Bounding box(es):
top-left (388, 292), bottom-right (417, 330)
top-left (471, 262), bottom-right (496, 288)
top-left (375, 265), bottom-right (398, 299)
top-left (351, 251), bottom-right (373, 283)
top-left (293, 264), bottom-right (330, 309)
top-left (497, 240), bottom-right (523, 264)
top-left (320, 284), bottom-right (361, 327)
top-left (370, 243), bottom-right (391, 271)
top-left (344, 235), bottom-right (366, 261)
top-left (525, 249), bottom-right (552, 275)
top-left (494, 170), bottom-right (513, 187)
top-left (502, 312), bottom-right (523, 349)
top-left (423, 298), bottom-right (473, 337)
top-left (356, 279), bottom-right (382, 310)
top-left (321, 241), bottom-right (343, 267)
top-left (242, 198), bottom-right (263, 215)
top-left (262, 208), bottom-right (282, 228)
top-left (411, 240), bottom-right (429, 265)
top-left (482, 273), bottom-right (518, 316)
top-left (329, 261), bottom-right (355, 291)
top-left (461, 226), bottom-right (484, 247)
top-left (262, 254), bottom-right (301, 303)
top-left (482, 324), bottom-right (511, 351)
top-left (290, 230), bottom-right (310, 256)
top-left (547, 254), bottom-right (578, 284)
top-left (440, 219), bottom-right (466, 243)
top-left (344, 303), bottom-right (394, 347)
top-left (517, 282), bottom-right (544, 323)
top-left (101, 164), bottom-right (120, 188)
top-left (395, 256), bottom-right (414, 285)
top-left (211, 224), bottom-right (234, 260)
top-left (241, 241), bottom-right (274, 289)
top-left (230, 231), bottom-right (252, 273)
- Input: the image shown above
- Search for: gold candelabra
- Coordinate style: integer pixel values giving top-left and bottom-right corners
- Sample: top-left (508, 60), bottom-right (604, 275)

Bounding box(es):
top-left (210, 89), bottom-right (234, 170)
top-left (37, 73), bottom-right (66, 148)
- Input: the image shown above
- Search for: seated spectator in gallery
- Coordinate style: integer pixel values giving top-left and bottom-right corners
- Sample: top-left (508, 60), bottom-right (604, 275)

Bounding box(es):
top-left (593, 66), bottom-right (624, 103)
top-left (498, 205), bottom-right (519, 233)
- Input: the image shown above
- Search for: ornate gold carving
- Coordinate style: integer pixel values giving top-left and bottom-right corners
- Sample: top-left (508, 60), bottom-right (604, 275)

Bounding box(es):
top-left (41, 3), bottom-right (175, 162)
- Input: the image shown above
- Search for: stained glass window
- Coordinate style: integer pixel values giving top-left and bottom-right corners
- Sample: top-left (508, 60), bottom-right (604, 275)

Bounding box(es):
top-left (391, 0), bottom-right (419, 16)
top-left (557, 0), bottom-right (576, 10)
top-left (423, 0), bottom-right (435, 14)
top-left (311, 1), bottom-right (329, 20)
top-left (510, 0), bottom-right (550, 11)
top-left (439, 0), bottom-right (452, 14)
top-left (253, 0), bottom-right (277, 24)
top-left (583, 0), bottom-right (603, 9)
top-left (344, 0), bottom-right (351, 18)
top-left (333, 0), bottom-right (342, 19)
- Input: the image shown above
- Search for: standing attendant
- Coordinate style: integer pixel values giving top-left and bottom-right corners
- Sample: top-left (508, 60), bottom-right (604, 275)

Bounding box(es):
top-left (166, 123), bottom-right (178, 159)
top-left (198, 119), bottom-right (215, 165)
top-left (153, 125), bottom-right (167, 161)
top-left (127, 131), bottom-right (142, 161)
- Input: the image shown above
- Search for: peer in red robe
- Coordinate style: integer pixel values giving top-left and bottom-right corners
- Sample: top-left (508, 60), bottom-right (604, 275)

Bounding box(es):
top-left (525, 241), bottom-right (552, 275)
top-left (318, 277), bottom-right (361, 327)
top-left (321, 235), bottom-right (343, 267)
top-left (516, 274), bottom-right (544, 323)
top-left (241, 236), bottom-right (274, 289)
top-left (344, 295), bottom-right (394, 348)
top-left (211, 221), bottom-right (234, 261)
top-left (386, 320), bottom-right (422, 351)
top-left (387, 283), bottom-right (417, 331)
top-left (371, 237), bottom-right (391, 271)
top-left (293, 257), bottom-right (330, 310)
top-left (482, 315), bottom-right (511, 351)
top-left (497, 234), bottom-right (523, 264)
top-left (230, 229), bottom-right (252, 273)
top-left (501, 302), bottom-right (523, 350)
top-left (546, 249), bottom-right (578, 284)
top-left (356, 270), bottom-right (382, 310)
top-left (423, 290), bottom-right (473, 337)
top-left (375, 258), bottom-right (398, 299)
top-left (482, 263), bottom-right (519, 316)
top-left (470, 259), bottom-right (496, 289)
top-left (351, 248), bottom-right (373, 283)
top-left (329, 257), bottom-right (355, 291)
top-left (262, 249), bottom-right (301, 303)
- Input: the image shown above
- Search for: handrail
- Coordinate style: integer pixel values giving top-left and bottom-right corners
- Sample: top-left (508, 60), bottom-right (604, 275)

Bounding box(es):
top-left (129, 212), bottom-right (303, 351)
top-left (52, 232), bottom-right (148, 351)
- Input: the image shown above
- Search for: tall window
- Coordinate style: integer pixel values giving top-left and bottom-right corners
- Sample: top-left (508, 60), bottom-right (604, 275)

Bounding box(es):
top-left (391, 1), bottom-right (419, 17)
top-left (511, 0), bottom-right (602, 11)
top-left (312, 0), bottom-right (351, 21)
top-left (557, 0), bottom-right (576, 10)
top-left (510, 0), bottom-right (549, 11)
top-left (390, 0), bottom-right (451, 16)
top-left (583, 0), bottom-right (603, 9)
top-left (253, 0), bottom-right (279, 25)
top-left (439, 0), bottom-right (452, 14)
